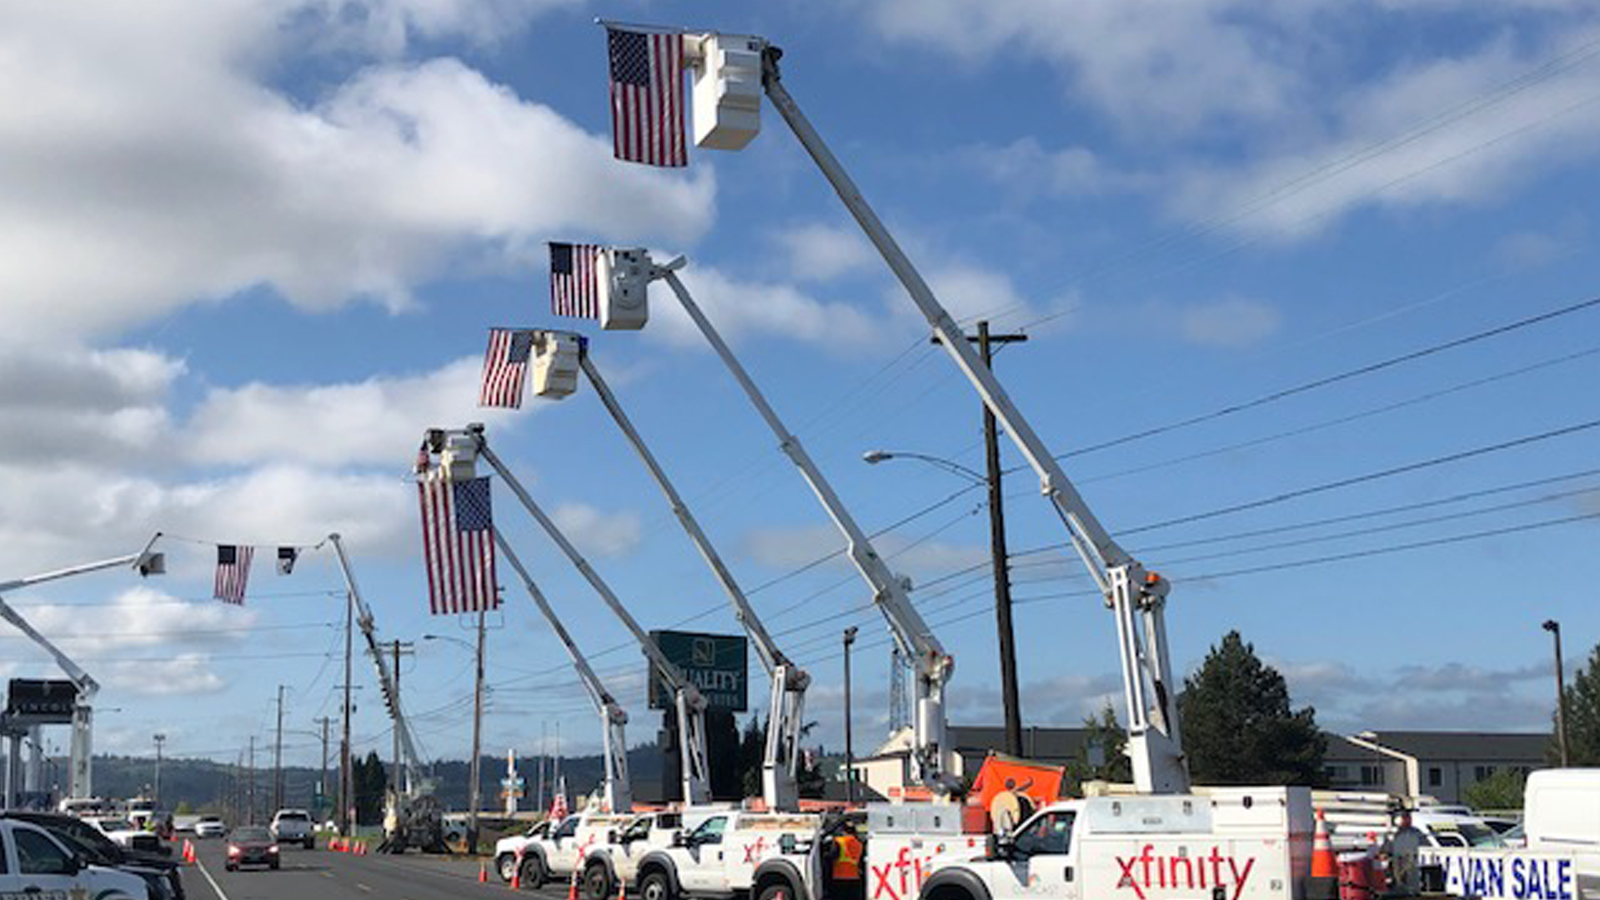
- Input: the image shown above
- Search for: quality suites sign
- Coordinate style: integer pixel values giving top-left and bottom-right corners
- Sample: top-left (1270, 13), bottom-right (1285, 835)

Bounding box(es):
top-left (648, 630), bottom-right (748, 712)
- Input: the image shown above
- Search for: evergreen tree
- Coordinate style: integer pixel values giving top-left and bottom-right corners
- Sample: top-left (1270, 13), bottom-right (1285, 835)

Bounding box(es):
top-left (1064, 703), bottom-right (1132, 794)
top-left (1559, 640), bottom-right (1600, 765)
top-left (1178, 631), bottom-right (1326, 785)
top-left (353, 752), bottom-right (388, 825)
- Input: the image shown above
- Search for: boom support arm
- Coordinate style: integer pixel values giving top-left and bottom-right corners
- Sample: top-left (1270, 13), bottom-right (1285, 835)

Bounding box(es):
top-left (655, 267), bottom-right (956, 791)
top-left (329, 534), bottom-right (430, 797)
top-left (494, 529), bottom-right (632, 813)
top-left (0, 541), bottom-right (164, 799)
top-left (442, 426), bottom-right (713, 806)
top-left (758, 47), bottom-right (1188, 793)
top-left (563, 340), bottom-right (806, 811)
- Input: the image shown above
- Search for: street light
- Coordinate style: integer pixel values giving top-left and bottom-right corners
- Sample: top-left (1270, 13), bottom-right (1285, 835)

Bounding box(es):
top-left (152, 734), bottom-right (165, 808)
top-left (1544, 620), bottom-right (1570, 767)
top-left (864, 447), bottom-right (1024, 758)
top-left (425, 617), bottom-right (487, 852)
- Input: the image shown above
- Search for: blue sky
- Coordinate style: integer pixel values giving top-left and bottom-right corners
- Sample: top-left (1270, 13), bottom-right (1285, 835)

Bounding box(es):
top-left (2, 0), bottom-right (1598, 777)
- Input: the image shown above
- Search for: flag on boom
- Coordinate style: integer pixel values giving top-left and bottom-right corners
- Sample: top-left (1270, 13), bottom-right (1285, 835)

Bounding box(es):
top-left (214, 544), bottom-right (253, 604)
top-left (417, 469), bottom-right (501, 615)
top-left (276, 546), bottom-right (299, 575)
top-left (549, 242), bottom-right (602, 319)
top-left (606, 25), bottom-right (687, 167)
top-left (479, 328), bottom-right (536, 408)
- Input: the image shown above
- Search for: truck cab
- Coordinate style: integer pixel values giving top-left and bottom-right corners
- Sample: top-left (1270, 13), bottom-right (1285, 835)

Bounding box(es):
top-left (633, 810), bottom-right (825, 900)
top-left (495, 819), bottom-right (550, 882)
top-left (581, 811), bottom-right (686, 900)
top-left (516, 811), bottom-right (637, 888)
top-left (904, 788), bottom-right (1313, 900)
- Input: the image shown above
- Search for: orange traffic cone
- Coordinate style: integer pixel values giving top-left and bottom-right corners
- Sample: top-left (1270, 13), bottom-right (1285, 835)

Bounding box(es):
top-left (617, 874), bottom-right (627, 900)
top-left (510, 850), bottom-right (523, 890)
top-left (479, 862), bottom-right (489, 884)
top-left (567, 867), bottom-right (580, 900)
top-left (182, 840), bottom-right (195, 864)
top-left (1307, 808), bottom-right (1338, 900)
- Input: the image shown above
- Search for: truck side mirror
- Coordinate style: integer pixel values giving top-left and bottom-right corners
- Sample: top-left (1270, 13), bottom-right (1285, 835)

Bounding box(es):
top-left (673, 833), bottom-right (688, 848)
top-left (986, 834), bottom-right (1011, 859)
top-left (778, 834), bottom-right (796, 855)
top-left (607, 830), bottom-right (619, 844)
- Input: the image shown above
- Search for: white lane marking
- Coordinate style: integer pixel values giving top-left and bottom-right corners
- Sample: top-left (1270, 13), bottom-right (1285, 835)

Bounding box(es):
top-left (194, 854), bottom-right (233, 900)
top-left (356, 883), bottom-right (373, 893)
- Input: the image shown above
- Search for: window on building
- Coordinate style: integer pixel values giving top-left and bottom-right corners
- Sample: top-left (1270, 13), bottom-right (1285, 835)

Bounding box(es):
top-left (1361, 765), bottom-right (1385, 786)
top-left (1474, 765), bottom-right (1495, 781)
top-left (1428, 767), bottom-right (1443, 787)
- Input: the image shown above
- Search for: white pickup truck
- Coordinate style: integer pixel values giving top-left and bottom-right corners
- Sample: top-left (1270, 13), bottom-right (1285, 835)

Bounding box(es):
top-left (508, 811), bottom-right (637, 888)
top-left (1419, 768), bottom-right (1600, 900)
top-left (882, 788), bottom-right (1314, 900)
top-left (271, 808), bottom-right (316, 849)
top-left (630, 809), bottom-right (837, 900)
top-left (579, 811), bottom-right (688, 900)
top-left (0, 817), bottom-right (152, 900)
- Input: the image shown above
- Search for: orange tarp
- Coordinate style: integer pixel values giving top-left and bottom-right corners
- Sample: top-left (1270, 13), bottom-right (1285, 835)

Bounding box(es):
top-left (967, 752), bottom-right (1064, 813)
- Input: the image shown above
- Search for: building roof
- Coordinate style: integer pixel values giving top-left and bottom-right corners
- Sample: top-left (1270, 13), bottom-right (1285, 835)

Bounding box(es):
top-left (1362, 731), bottom-right (1551, 764)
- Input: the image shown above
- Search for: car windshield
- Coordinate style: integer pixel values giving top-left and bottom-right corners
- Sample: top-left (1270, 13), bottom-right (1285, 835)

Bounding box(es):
top-left (232, 827), bottom-right (272, 842)
top-left (96, 819), bottom-right (135, 831)
top-left (1459, 823), bottom-right (1505, 847)
top-left (277, 812), bottom-right (309, 821)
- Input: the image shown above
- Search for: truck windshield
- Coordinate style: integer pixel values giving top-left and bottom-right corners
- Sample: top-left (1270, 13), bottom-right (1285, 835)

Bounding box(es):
top-left (1013, 812), bottom-right (1074, 857)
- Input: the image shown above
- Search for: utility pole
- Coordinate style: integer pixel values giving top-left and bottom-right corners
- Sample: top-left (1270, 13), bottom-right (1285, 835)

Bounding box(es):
top-left (843, 626), bottom-right (857, 804)
top-left (340, 584), bottom-right (353, 836)
top-left (388, 639), bottom-right (414, 802)
top-left (273, 685), bottom-right (286, 812)
top-left (468, 610), bottom-right (486, 850)
top-left (247, 736), bottom-right (256, 826)
top-left (535, 722), bottom-right (546, 813)
top-left (152, 733), bottom-right (165, 808)
top-left (1545, 620), bottom-right (1570, 766)
top-left (939, 321), bottom-right (1028, 756)
top-left (315, 716), bottom-right (331, 823)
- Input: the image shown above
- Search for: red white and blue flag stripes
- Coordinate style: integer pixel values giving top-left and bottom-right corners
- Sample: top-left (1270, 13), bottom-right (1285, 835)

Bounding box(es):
top-left (479, 328), bottom-right (536, 408)
top-left (607, 25), bottom-right (686, 167)
top-left (418, 472), bottom-right (500, 615)
top-left (549, 242), bottom-right (601, 319)
top-left (214, 544), bottom-right (253, 604)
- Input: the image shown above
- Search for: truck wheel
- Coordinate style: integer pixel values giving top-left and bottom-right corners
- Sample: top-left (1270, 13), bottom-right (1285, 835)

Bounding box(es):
top-left (519, 855), bottom-right (547, 890)
top-left (497, 853), bottom-right (517, 882)
top-left (757, 881), bottom-right (799, 900)
top-left (925, 886), bottom-right (974, 900)
top-left (583, 861), bottom-right (614, 900)
top-left (640, 870), bottom-right (675, 900)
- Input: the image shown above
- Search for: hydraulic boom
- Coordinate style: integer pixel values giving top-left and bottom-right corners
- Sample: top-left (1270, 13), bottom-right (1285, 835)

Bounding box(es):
top-left (427, 425), bottom-right (713, 805)
top-left (530, 332), bottom-right (808, 811)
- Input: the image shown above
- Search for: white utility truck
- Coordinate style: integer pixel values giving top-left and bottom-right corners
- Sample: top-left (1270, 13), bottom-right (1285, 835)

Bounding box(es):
top-left (513, 810), bottom-right (636, 888)
top-left (632, 810), bottom-right (862, 900)
top-left (0, 817), bottom-right (151, 900)
top-left (879, 790), bottom-right (1312, 900)
top-left (1419, 768), bottom-right (1600, 900)
top-left (579, 810), bottom-right (688, 900)
top-left (494, 819), bottom-right (550, 882)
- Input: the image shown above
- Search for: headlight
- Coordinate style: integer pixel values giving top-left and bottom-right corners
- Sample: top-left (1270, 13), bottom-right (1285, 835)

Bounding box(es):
top-left (227, 845), bottom-right (240, 856)
top-left (268, 845), bottom-right (280, 854)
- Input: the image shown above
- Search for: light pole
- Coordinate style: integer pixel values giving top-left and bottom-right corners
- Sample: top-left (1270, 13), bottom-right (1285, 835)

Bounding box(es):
top-left (152, 733), bottom-right (165, 808)
top-left (425, 622), bottom-right (487, 851)
top-left (1544, 620), bottom-right (1570, 767)
top-left (865, 445), bottom-right (1023, 757)
top-left (843, 626), bottom-right (857, 804)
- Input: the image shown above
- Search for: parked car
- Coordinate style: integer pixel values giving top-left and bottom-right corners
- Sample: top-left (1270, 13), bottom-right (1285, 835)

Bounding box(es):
top-left (195, 816), bottom-right (226, 839)
top-left (225, 826), bottom-right (280, 871)
top-left (3, 810), bottom-right (186, 900)
top-left (81, 816), bottom-right (165, 855)
top-left (0, 816), bottom-right (156, 900)
top-left (269, 809), bottom-right (315, 849)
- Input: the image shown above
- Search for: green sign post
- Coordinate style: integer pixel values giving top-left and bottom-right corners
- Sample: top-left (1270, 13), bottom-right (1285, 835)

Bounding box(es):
top-left (647, 630), bottom-right (748, 712)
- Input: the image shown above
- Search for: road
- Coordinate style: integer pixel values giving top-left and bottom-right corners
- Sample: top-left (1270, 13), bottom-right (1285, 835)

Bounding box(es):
top-left (183, 839), bottom-right (567, 900)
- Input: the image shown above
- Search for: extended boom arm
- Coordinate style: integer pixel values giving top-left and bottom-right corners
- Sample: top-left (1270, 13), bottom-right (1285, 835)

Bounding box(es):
top-left (758, 46), bottom-right (1188, 793)
top-left (494, 529), bottom-right (632, 812)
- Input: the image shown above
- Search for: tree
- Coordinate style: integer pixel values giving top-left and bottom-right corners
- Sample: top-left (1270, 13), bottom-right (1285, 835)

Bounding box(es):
top-left (735, 713), bottom-right (826, 801)
top-left (1463, 768), bottom-right (1526, 811)
top-left (1558, 641), bottom-right (1600, 765)
top-left (353, 752), bottom-right (388, 826)
top-left (1063, 703), bottom-right (1131, 795)
top-left (1178, 631), bottom-right (1326, 785)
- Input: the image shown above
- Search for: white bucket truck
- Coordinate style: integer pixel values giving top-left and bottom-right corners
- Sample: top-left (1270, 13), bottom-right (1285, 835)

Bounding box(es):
top-left (872, 789), bottom-right (1313, 900)
top-left (1419, 768), bottom-right (1600, 900)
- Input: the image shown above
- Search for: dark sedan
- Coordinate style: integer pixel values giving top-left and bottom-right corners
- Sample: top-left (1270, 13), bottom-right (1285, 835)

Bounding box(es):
top-left (225, 826), bottom-right (280, 871)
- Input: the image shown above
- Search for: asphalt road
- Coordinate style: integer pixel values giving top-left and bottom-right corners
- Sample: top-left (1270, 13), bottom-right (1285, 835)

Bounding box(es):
top-left (182, 838), bottom-right (568, 900)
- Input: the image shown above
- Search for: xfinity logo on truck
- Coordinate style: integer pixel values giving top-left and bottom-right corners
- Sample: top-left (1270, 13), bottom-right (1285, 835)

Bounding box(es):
top-left (1114, 845), bottom-right (1256, 900)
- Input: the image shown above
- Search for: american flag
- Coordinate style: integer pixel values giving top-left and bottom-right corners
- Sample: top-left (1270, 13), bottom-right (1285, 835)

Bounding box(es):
top-left (276, 546), bottom-right (299, 575)
top-left (418, 472), bottom-right (500, 615)
top-left (479, 329), bottom-right (536, 408)
top-left (549, 775), bottom-right (569, 821)
top-left (214, 545), bottom-right (253, 604)
top-left (607, 25), bottom-right (686, 167)
top-left (550, 243), bottom-right (601, 319)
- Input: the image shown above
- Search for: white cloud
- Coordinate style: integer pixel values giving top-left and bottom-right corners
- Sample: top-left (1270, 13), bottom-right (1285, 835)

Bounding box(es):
top-left (551, 503), bottom-right (643, 558)
top-left (647, 262), bottom-right (885, 349)
top-left (772, 223), bottom-right (877, 283)
top-left (968, 138), bottom-right (1143, 198)
top-left (0, 2), bottom-right (715, 341)
top-left (0, 346), bottom-right (185, 466)
top-left (186, 356), bottom-right (524, 467)
top-left (1177, 297), bottom-right (1283, 348)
